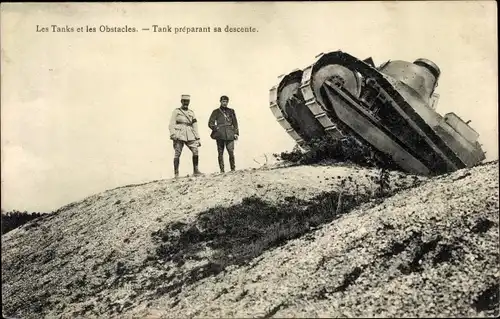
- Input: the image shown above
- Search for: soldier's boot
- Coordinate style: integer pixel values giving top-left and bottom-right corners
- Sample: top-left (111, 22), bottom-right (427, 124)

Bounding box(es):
top-left (193, 155), bottom-right (203, 176)
top-left (229, 154), bottom-right (236, 172)
top-left (218, 156), bottom-right (225, 173)
top-left (174, 158), bottom-right (180, 178)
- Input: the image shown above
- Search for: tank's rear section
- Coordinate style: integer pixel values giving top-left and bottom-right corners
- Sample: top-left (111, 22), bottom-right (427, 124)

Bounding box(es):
top-left (269, 50), bottom-right (486, 175)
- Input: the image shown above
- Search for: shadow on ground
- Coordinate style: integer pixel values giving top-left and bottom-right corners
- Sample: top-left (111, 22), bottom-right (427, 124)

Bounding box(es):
top-left (145, 177), bottom-right (396, 299)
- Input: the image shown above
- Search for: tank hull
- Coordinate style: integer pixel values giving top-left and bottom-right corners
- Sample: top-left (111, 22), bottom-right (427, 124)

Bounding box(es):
top-left (269, 51), bottom-right (486, 175)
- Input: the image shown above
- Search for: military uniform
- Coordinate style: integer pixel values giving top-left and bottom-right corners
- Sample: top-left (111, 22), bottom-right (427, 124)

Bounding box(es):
top-left (169, 95), bottom-right (202, 177)
top-left (208, 99), bottom-right (239, 172)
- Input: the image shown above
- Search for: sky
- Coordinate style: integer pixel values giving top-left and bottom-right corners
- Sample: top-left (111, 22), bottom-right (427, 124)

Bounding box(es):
top-left (1, 1), bottom-right (498, 212)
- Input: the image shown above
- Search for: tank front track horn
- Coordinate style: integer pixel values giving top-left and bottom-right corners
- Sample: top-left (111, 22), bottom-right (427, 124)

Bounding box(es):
top-left (269, 70), bottom-right (310, 151)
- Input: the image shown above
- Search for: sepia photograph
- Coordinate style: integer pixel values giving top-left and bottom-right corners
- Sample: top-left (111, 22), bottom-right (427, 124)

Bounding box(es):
top-left (1, 1), bottom-right (498, 318)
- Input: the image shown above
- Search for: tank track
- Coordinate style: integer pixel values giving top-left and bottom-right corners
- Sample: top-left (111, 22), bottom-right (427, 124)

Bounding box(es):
top-left (299, 58), bottom-right (346, 141)
top-left (269, 74), bottom-right (309, 151)
top-left (269, 51), bottom-right (478, 174)
top-left (316, 51), bottom-right (463, 171)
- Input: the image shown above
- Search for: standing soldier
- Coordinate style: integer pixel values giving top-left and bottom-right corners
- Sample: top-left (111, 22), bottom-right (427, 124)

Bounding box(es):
top-left (208, 95), bottom-right (239, 173)
top-left (169, 94), bottom-right (203, 178)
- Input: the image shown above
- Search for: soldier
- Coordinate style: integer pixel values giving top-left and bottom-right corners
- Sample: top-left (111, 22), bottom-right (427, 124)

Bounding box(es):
top-left (208, 95), bottom-right (239, 173)
top-left (169, 94), bottom-right (203, 178)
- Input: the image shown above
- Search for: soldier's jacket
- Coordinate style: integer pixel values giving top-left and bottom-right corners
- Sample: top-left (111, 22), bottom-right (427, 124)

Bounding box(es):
top-left (169, 107), bottom-right (200, 142)
top-left (208, 107), bottom-right (239, 141)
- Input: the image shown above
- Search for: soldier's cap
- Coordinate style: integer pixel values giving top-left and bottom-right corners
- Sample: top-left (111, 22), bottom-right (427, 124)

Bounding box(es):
top-left (220, 95), bottom-right (229, 101)
top-left (181, 94), bottom-right (191, 100)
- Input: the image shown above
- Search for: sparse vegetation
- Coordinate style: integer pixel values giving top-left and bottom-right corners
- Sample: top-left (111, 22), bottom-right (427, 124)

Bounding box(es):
top-left (273, 135), bottom-right (401, 172)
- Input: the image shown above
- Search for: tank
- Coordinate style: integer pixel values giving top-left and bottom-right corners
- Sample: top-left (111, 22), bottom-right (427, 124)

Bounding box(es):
top-left (269, 50), bottom-right (486, 175)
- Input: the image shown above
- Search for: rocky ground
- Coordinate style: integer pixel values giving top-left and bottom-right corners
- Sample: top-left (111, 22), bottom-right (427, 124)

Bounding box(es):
top-left (1, 160), bottom-right (499, 318)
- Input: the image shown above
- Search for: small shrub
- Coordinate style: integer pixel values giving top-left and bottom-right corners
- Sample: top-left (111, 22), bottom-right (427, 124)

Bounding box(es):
top-left (273, 134), bottom-right (400, 171)
top-left (375, 168), bottom-right (391, 197)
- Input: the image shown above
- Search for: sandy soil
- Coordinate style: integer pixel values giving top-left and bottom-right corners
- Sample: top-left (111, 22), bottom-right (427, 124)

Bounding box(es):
top-left (1, 161), bottom-right (498, 318)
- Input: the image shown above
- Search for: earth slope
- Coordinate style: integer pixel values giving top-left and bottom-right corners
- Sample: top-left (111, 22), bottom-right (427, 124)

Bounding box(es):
top-left (1, 161), bottom-right (499, 318)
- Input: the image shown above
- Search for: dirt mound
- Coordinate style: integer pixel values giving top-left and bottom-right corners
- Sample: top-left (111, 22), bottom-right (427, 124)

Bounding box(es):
top-left (1, 161), bottom-right (498, 318)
